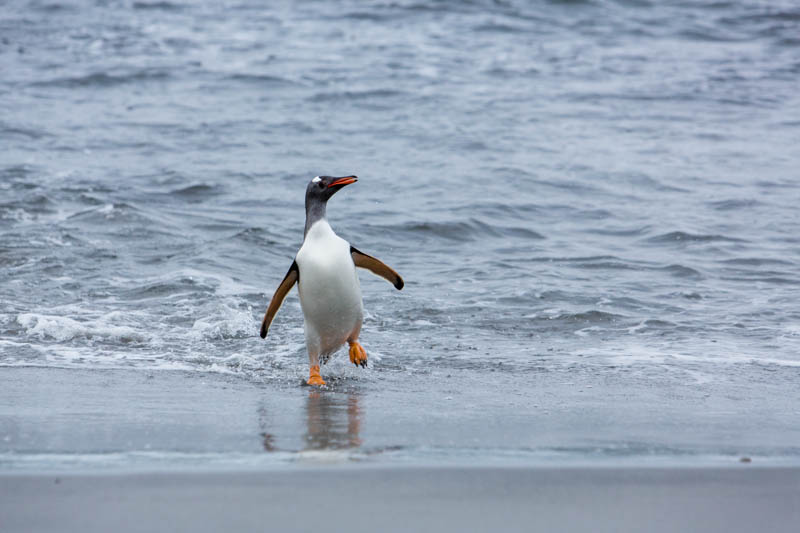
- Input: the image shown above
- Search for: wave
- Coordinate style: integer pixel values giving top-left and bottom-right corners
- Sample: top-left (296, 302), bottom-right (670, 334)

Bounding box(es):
top-left (190, 305), bottom-right (258, 341)
top-left (572, 259), bottom-right (639, 271)
top-left (31, 69), bottom-right (171, 89)
top-left (645, 231), bottom-right (746, 244)
top-left (534, 310), bottom-right (626, 324)
top-left (0, 165), bottom-right (36, 181)
top-left (658, 264), bottom-right (703, 278)
top-left (16, 313), bottom-right (149, 343)
top-left (708, 198), bottom-right (763, 211)
top-left (721, 274), bottom-right (798, 285)
top-left (224, 73), bottom-right (298, 86)
top-left (132, 1), bottom-right (186, 11)
top-left (384, 218), bottom-right (545, 242)
top-left (169, 183), bottom-right (222, 199)
top-left (719, 257), bottom-right (794, 267)
top-left (473, 22), bottom-right (529, 33)
top-left (122, 276), bottom-right (213, 300)
top-left (308, 89), bottom-right (406, 102)
top-left (585, 225), bottom-right (653, 237)
top-left (339, 11), bottom-right (392, 22)
top-left (559, 310), bottom-right (624, 322)
top-left (0, 122), bottom-right (51, 140)
top-left (66, 202), bottom-right (161, 227)
top-left (530, 254), bottom-right (625, 264)
top-left (232, 227), bottom-right (281, 246)
top-left (527, 255), bottom-right (701, 278)
top-left (0, 194), bottom-right (56, 222)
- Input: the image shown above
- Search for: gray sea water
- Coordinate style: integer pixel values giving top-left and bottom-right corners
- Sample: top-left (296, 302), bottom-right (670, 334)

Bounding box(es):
top-left (2, 0), bottom-right (800, 470)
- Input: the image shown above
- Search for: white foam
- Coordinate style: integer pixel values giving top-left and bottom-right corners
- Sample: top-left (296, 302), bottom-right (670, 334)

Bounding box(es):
top-left (0, 208), bottom-right (33, 222)
top-left (191, 304), bottom-right (257, 341)
top-left (294, 449), bottom-right (360, 464)
top-left (98, 203), bottom-right (115, 217)
top-left (626, 320), bottom-right (648, 334)
top-left (580, 338), bottom-right (800, 370)
top-left (16, 313), bottom-right (148, 343)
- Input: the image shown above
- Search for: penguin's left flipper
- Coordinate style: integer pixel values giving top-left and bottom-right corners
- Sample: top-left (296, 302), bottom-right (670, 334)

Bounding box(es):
top-left (350, 246), bottom-right (404, 290)
top-left (260, 260), bottom-right (299, 339)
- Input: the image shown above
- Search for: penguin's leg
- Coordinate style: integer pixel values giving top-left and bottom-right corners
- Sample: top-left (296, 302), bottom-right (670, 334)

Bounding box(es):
top-left (305, 327), bottom-right (326, 386)
top-left (307, 351), bottom-right (325, 386)
top-left (347, 323), bottom-right (367, 368)
top-left (308, 363), bottom-right (325, 386)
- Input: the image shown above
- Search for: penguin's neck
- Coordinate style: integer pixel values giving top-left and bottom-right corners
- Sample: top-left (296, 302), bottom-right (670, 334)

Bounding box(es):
top-left (303, 218), bottom-right (337, 245)
top-left (304, 199), bottom-right (328, 238)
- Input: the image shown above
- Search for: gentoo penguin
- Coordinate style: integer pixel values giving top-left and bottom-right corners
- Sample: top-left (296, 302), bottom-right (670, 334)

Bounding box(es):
top-left (259, 175), bottom-right (404, 386)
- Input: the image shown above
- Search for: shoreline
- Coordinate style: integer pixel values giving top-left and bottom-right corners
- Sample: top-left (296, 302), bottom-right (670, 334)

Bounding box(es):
top-left (1, 451), bottom-right (792, 476)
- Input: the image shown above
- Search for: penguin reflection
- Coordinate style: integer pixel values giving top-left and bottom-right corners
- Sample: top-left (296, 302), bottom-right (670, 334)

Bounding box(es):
top-left (259, 392), bottom-right (362, 452)
top-left (305, 391), bottom-right (361, 450)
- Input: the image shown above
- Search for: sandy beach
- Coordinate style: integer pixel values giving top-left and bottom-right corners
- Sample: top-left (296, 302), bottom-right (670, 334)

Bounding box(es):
top-left (3, 466), bottom-right (799, 533)
top-left (4, 366), bottom-right (798, 531)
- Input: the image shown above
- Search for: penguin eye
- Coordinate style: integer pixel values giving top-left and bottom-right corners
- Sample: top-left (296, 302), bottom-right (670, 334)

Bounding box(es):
top-left (318, 180), bottom-right (325, 189)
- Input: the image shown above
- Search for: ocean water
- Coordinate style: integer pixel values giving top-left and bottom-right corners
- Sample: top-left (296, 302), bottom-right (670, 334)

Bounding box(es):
top-left (2, 0), bottom-right (800, 470)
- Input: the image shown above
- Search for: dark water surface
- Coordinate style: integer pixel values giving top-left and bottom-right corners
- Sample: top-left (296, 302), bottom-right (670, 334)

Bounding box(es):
top-left (1, 0), bottom-right (800, 469)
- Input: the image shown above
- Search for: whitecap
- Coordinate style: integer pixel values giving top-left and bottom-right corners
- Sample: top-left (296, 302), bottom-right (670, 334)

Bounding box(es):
top-left (16, 313), bottom-right (148, 343)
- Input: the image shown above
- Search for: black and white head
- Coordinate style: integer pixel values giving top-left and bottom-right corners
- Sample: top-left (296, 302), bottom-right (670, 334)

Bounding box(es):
top-left (305, 175), bottom-right (357, 206)
top-left (304, 175), bottom-right (358, 233)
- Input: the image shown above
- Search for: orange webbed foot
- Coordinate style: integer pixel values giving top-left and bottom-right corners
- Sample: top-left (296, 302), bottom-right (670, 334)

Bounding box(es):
top-left (307, 364), bottom-right (326, 386)
top-left (348, 342), bottom-right (368, 368)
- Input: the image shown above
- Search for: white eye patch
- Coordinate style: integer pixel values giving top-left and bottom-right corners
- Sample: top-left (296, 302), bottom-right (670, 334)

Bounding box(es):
top-left (312, 176), bottom-right (321, 183)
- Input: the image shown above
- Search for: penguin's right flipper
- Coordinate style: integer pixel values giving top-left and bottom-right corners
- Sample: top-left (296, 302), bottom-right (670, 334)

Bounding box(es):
top-left (350, 246), bottom-right (404, 290)
top-left (260, 261), bottom-right (299, 339)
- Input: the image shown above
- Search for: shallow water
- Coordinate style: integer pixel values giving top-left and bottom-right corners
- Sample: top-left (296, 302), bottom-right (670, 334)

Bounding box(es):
top-left (1, 0), bottom-right (800, 469)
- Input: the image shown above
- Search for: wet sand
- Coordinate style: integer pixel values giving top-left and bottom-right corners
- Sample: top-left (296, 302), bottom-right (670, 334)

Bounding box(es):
top-left (2, 466), bottom-right (799, 533)
top-left (2, 367), bottom-right (799, 532)
top-left (4, 366), bottom-right (798, 468)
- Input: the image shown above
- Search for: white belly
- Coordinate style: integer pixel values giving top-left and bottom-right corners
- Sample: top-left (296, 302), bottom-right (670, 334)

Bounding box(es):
top-left (296, 221), bottom-right (363, 355)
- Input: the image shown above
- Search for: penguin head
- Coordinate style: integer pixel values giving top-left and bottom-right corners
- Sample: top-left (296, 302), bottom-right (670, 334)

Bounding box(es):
top-left (305, 175), bottom-right (358, 205)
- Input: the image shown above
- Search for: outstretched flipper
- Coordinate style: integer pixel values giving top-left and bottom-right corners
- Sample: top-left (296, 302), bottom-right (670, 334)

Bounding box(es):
top-left (350, 246), bottom-right (404, 290)
top-left (260, 261), bottom-right (299, 339)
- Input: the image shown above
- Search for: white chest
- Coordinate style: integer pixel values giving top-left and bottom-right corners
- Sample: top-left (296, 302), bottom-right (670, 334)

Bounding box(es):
top-left (295, 220), bottom-right (363, 339)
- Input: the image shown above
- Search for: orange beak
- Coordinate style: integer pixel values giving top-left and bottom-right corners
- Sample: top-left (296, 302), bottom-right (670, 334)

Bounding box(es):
top-left (328, 176), bottom-right (358, 188)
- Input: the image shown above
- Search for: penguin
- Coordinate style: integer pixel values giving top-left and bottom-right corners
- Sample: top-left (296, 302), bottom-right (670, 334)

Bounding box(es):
top-left (259, 175), bottom-right (404, 386)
